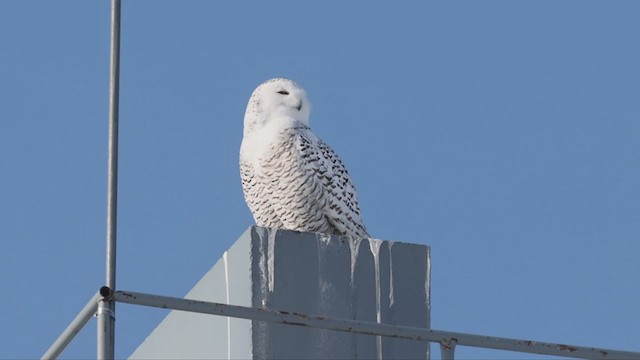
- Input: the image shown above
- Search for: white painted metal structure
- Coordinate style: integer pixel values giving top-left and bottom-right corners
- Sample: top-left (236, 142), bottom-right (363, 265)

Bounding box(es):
top-left (128, 227), bottom-right (431, 359)
top-left (42, 227), bottom-right (640, 359)
top-left (41, 1), bottom-right (640, 359)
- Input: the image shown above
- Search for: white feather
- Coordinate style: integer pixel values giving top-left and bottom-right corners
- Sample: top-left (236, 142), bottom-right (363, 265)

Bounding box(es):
top-left (240, 78), bottom-right (369, 238)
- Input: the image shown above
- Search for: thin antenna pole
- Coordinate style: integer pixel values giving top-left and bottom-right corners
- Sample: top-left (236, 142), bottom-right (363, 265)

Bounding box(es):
top-left (97, 0), bottom-right (121, 358)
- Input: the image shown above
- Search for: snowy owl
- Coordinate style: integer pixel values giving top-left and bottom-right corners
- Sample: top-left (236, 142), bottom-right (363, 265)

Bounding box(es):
top-left (240, 78), bottom-right (369, 239)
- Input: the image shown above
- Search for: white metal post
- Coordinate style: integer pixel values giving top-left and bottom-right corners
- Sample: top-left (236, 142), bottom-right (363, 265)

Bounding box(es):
top-left (440, 340), bottom-right (456, 360)
top-left (97, 0), bottom-right (121, 358)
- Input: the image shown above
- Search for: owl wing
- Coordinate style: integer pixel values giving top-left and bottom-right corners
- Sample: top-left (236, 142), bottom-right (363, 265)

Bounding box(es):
top-left (248, 128), bottom-right (369, 239)
top-left (265, 129), bottom-right (369, 238)
top-left (312, 136), bottom-right (370, 238)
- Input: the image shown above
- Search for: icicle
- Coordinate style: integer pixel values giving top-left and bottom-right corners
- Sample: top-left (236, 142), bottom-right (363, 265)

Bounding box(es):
top-left (319, 233), bottom-right (332, 246)
top-left (256, 228), bottom-right (268, 306)
top-left (223, 251), bottom-right (230, 303)
top-left (267, 229), bottom-right (277, 293)
top-left (388, 241), bottom-right (395, 307)
top-left (425, 248), bottom-right (431, 311)
top-left (368, 238), bottom-right (383, 360)
top-left (348, 237), bottom-right (362, 284)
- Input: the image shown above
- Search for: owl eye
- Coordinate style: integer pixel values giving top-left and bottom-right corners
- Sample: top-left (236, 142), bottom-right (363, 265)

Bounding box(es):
top-left (277, 90), bottom-right (290, 95)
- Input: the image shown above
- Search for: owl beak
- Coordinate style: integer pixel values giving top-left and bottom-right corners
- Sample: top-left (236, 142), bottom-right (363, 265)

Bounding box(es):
top-left (296, 102), bottom-right (302, 111)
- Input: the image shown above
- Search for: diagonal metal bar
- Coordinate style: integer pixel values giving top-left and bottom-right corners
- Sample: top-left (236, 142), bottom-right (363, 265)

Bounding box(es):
top-left (114, 290), bottom-right (640, 360)
top-left (42, 292), bottom-right (100, 360)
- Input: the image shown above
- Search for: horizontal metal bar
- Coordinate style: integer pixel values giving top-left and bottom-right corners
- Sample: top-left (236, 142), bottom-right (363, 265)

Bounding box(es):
top-left (114, 290), bottom-right (639, 359)
top-left (42, 292), bottom-right (101, 360)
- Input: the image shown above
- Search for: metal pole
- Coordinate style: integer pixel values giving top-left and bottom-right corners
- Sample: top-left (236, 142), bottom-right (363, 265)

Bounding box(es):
top-left (440, 340), bottom-right (456, 360)
top-left (42, 293), bottom-right (100, 360)
top-left (114, 290), bottom-right (640, 360)
top-left (98, 0), bottom-right (121, 358)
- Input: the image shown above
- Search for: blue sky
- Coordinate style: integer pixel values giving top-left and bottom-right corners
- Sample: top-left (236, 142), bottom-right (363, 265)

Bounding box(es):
top-left (1, 1), bottom-right (639, 358)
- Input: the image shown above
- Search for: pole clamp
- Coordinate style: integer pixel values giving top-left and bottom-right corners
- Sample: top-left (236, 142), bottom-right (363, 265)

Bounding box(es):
top-left (99, 286), bottom-right (114, 301)
top-left (96, 305), bottom-right (116, 320)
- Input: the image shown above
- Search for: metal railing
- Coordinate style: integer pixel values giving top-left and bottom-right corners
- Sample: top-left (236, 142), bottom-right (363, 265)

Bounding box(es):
top-left (43, 287), bottom-right (640, 360)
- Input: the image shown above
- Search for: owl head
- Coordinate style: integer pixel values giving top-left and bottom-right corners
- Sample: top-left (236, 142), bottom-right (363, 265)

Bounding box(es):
top-left (243, 78), bottom-right (311, 135)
